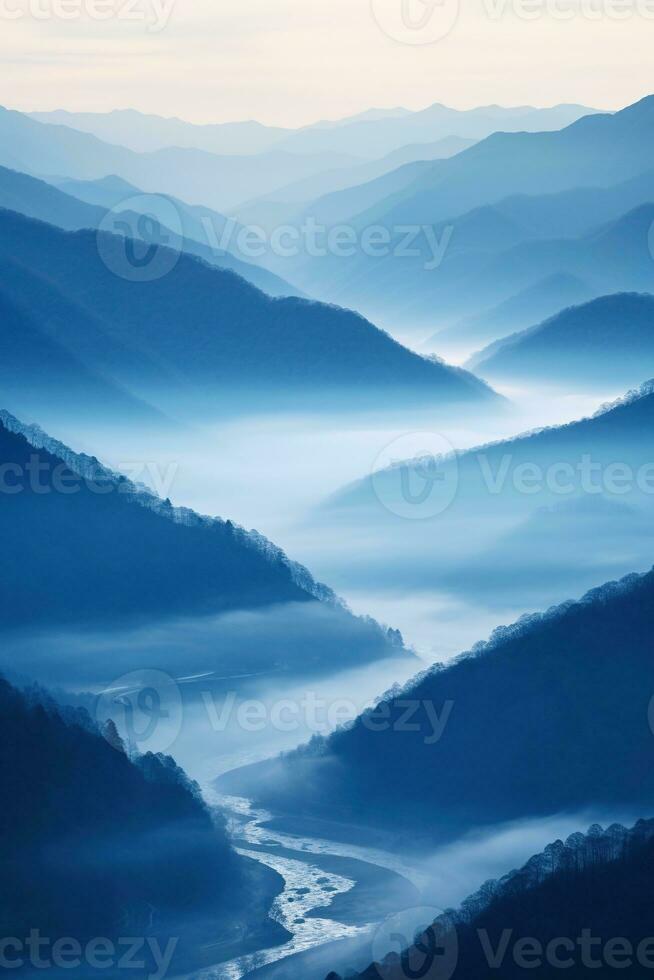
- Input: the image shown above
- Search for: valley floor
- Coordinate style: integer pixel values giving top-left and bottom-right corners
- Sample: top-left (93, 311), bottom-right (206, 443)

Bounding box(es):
top-left (197, 795), bottom-right (425, 980)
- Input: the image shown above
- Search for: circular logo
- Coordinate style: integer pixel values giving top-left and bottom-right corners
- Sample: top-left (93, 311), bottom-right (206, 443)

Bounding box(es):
top-left (371, 431), bottom-right (458, 520)
top-left (372, 906), bottom-right (458, 980)
top-left (371, 0), bottom-right (460, 44)
top-left (97, 193), bottom-right (183, 282)
top-left (95, 669), bottom-right (183, 755)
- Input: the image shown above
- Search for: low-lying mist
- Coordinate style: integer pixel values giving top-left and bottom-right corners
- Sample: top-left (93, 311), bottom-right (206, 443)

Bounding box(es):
top-left (36, 383), bottom-right (621, 661)
top-left (3, 612), bottom-right (418, 785)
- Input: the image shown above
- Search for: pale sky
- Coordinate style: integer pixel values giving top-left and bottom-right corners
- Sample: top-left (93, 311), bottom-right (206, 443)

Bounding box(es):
top-left (2, 0), bottom-right (653, 126)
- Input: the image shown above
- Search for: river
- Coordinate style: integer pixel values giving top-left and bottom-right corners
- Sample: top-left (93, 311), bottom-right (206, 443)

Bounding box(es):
top-left (195, 794), bottom-right (427, 980)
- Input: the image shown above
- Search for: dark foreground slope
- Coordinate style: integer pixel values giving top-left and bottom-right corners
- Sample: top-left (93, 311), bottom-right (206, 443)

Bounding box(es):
top-left (0, 410), bottom-right (310, 626)
top-left (0, 411), bottom-right (407, 675)
top-left (335, 819), bottom-right (654, 980)
top-left (0, 674), bottom-right (287, 977)
top-left (218, 566), bottom-right (654, 844)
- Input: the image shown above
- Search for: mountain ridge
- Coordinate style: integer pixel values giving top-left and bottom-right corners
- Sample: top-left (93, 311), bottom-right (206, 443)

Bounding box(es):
top-left (217, 559), bottom-right (654, 840)
top-left (0, 206), bottom-right (498, 410)
top-left (468, 292), bottom-right (654, 386)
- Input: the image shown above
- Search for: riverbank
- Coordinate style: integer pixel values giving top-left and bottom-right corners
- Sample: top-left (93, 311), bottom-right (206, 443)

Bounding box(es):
top-left (238, 842), bottom-right (418, 927)
top-left (180, 855), bottom-right (291, 975)
top-left (194, 795), bottom-right (425, 980)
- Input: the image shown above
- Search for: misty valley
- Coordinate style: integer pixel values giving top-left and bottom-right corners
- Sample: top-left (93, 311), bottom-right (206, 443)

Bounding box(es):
top-left (2, 24), bottom-right (654, 980)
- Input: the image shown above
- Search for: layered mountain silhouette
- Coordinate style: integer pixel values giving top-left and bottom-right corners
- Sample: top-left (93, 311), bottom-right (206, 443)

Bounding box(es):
top-left (0, 411), bottom-right (410, 678)
top-left (434, 273), bottom-right (593, 352)
top-left (307, 189), bottom-right (654, 346)
top-left (318, 381), bottom-right (654, 612)
top-left (328, 381), bottom-right (654, 521)
top-left (218, 564), bottom-right (654, 842)
top-left (29, 107), bottom-right (291, 155)
top-left (0, 106), bottom-right (359, 211)
top-left (347, 97), bottom-right (653, 234)
top-left (281, 97), bottom-right (654, 339)
top-left (0, 673), bottom-right (286, 977)
top-left (0, 208), bottom-right (496, 410)
top-left (469, 293), bottom-right (654, 387)
top-left (230, 135), bottom-right (476, 231)
top-left (429, 204), bottom-right (654, 341)
top-left (0, 164), bottom-right (299, 298)
top-left (0, 410), bottom-right (311, 625)
top-left (30, 103), bottom-right (596, 160)
top-left (274, 103), bottom-right (597, 159)
top-left (334, 819), bottom-right (654, 980)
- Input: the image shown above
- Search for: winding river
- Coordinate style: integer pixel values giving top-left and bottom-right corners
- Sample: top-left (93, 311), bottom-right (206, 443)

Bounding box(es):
top-left (197, 793), bottom-right (427, 980)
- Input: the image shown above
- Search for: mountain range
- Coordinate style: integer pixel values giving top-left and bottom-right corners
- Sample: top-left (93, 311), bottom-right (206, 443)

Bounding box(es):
top-left (0, 103), bottom-right (597, 245)
top-left (9, 99), bottom-right (652, 358)
top-left (329, 381), bottom-right (654, 521)
top-left (318, 382), bottom-right (654, 608)
top-left (344, 97), bottom-right (653, 234)
top-left (469, 292), bottom-right (654, 388)
top-left (0, 206), bottom-right (496, 414)
top-left (436, 272), bottom-right (594, 354)
top-left (0, 163), bottom-right (300, 298)
top-left (0, 106), bottom-right (358, 212)
top-left (276, 97), bottom-right (654, 343)
top-left (29, 103), bottom-right (596, 159)
top-left (230, 135), bottom-right (476, 230)
top-left (0, 411), bottom-right (411, 682)
top-left (218, 563), bottom-right (654, 844)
